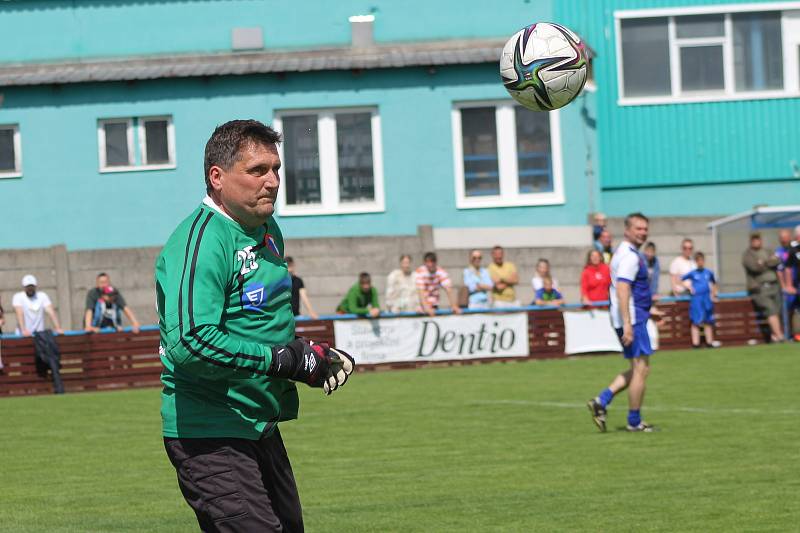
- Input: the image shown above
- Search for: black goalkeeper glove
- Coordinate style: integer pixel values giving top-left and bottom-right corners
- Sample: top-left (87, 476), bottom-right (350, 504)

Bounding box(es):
top-left (269, 338), bottom-right (355, 395)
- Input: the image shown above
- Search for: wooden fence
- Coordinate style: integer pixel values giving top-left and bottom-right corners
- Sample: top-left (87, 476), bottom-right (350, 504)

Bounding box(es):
top-left (0, 298), bottom-right (770, 397)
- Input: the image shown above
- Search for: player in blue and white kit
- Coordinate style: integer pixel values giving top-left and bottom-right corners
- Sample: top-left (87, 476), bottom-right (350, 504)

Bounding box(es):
top-left (588, 213), bottom-right (656, 432)
top-left (681, 251), bottom-right (718, 348)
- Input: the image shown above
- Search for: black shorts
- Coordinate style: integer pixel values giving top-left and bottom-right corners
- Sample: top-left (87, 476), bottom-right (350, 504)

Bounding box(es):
top-left (164, 428), bottom-right (303, 533)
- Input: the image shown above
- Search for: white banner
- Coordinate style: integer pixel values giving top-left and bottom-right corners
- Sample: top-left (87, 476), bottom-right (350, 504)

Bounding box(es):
top-left (563, 310), bottom-right (622, 355)
top-left (333, 312), bottom-right (530, 365)
top-left (563, 310), bottom-right (659, 354)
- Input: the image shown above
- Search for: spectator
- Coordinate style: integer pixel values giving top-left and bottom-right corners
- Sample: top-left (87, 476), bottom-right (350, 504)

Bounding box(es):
top-left (743, 232), bottom-right (784, 342)
top-left (594, 229), bottom-right (613, 264)
top-left (488, 245), bottom-right (520, 307)
top-left (337, 272), bottom-right (380, 318)
top-left (643, 241), bottom-right (660, 297)
top-left (682, 252), bottom-right (719, 348)
top-left (84, 272), bottom-right (141, 333)
top-left (670, 238), bottom-right (697, 296)
top-left (532, 258), bottom-right (560, 292)
top-left (415, 252), bottom-right (461, 317)
top-left (13, 275), bottom-right (63, 337)
top-left (534, 276), bottom-right (564, 306)
top-left (463, 250), bottom-right (493, 309)
top-left (92, 286), bottom-right (124, 331)
top-left (13, 276), bottom-right (65, 394)
top-left (782, 225), bottom-right (800, 341)
top-left (385, 254), bottom-right (418, 313)
top-left (592, 212), bottom-right (607, 242)
top-left (580, 249), bottom-right (611, 305)
top-left (286, 257), bottom-right (319, 320)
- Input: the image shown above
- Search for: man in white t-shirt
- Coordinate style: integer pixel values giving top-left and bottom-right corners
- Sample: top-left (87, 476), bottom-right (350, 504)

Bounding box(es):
top-left (669, 238), bottom-right (697, 296)
top-left (12, 275), bottom-right (63, 336)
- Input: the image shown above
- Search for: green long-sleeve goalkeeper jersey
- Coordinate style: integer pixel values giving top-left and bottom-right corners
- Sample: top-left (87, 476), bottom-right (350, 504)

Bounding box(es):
top-left (156, 201), bottom-right (297, 439)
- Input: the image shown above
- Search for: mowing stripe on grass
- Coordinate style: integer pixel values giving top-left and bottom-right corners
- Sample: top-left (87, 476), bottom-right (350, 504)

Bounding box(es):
top-left (471, 399), bottom-right (800, 416)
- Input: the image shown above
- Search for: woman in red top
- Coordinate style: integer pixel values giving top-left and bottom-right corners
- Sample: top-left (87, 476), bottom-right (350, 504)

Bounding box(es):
top-left (581, 249), bottom-right (611, 305)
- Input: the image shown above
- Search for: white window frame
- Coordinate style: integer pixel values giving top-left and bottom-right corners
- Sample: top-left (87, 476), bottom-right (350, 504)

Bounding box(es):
top-left (451, 100), bottom-right (564, 210)
top-left (139, 115), bottom-right (176, 168)
top-left (97, 116), bottom-right (176, 172)
top-left (615, 2), bottom-right (800, 106)
top-left (273, 107), bottom-right (385, 216)
top-left (98, 118), bottom-right (134, 171)
top-left (0, 124), bottom-right (22, 178)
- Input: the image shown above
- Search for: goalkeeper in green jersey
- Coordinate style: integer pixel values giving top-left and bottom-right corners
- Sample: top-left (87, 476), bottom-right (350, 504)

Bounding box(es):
top-left (157, 120), bottom-right (355, 532)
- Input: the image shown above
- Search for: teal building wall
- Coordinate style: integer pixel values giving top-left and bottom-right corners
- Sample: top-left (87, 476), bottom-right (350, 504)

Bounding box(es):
top-left (1, 0), bottom-right (797, 250)
top-left (556, 0), bottom-right (800, 216)
top-left (0, 0), bottom-right (551, 62)
top-left (0, 68), bottom-right (595, 249)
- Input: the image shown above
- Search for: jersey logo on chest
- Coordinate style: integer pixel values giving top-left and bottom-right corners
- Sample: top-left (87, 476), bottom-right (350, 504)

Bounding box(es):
top-left (243, 282), bottom-right (266, 310)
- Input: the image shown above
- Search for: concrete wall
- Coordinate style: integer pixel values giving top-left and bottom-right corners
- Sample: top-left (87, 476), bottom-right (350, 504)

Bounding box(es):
top-left (0, 245), bottom-right (161, 334)
top-left (1, 216), bottom-right (729, 332)
top-left (606, 215), bottom-right (717, 295)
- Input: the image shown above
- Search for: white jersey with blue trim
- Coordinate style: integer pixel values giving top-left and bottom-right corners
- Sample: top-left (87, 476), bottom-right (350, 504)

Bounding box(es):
top-left (609, 241), bottom-right (652, 329)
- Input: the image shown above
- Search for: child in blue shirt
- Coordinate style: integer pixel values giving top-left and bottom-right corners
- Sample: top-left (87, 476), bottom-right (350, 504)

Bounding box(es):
top-left (682, 252), bottom-right (718, 348)
top-left (534, 276), bottom-right (564, 306)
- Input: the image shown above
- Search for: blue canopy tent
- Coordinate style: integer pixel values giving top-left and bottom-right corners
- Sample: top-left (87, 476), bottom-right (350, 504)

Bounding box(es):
top-left (708, 206), bottom-right (800, 292)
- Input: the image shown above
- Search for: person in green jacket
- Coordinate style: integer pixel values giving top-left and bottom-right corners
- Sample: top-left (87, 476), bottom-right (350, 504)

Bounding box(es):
top-left (337, 272), bottom-right (381, 318)
top-left (157, 120), bottom-right (355, 533)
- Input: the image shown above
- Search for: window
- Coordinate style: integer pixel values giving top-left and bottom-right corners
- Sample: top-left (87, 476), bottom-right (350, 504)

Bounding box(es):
top-left (0, 124), bottom-right (22, 178)
top-left (274, 108), bottom-right (384, 216)
top-left (452, 102), bottom-right (564, 209)
top-left (98, 116), bottom-right (175, 171)
top-left (733, 12), bottom-right (784, 91)
top-left (616, 4), bottom-right (800, 104)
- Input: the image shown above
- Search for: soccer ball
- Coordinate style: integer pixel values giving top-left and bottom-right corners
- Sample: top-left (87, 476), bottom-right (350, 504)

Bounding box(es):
top-left (500, 22), bottom-right (588, 112)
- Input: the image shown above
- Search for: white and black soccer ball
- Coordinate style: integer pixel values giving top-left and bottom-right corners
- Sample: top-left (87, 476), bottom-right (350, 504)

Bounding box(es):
top-left (500, 22), bottom-right (588, 112)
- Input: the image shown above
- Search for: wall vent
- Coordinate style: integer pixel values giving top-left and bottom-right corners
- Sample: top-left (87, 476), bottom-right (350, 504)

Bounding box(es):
top-left (232, 27), bottom-right (264, 51)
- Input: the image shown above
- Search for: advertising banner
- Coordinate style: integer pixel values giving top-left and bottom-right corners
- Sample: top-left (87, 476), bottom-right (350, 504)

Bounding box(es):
top-left (333, 312), bottom-right (530, 365)
top-left (563, 310), bottom-right (622, 355)
top-left (563, 310), bottom-right (660, 354)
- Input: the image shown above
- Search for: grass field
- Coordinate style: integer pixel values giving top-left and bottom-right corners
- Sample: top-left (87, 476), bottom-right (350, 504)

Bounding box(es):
top-left (1, 344), bottom-right (798, 532)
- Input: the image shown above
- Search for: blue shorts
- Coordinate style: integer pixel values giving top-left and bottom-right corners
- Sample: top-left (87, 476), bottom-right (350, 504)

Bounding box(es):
top-left (689, 296), bottom-right (715, 326)
top-left (615, 321), bottom-right (654, 359)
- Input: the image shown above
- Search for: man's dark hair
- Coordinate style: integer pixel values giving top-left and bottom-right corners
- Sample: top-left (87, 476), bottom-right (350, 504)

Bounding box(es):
top-left (285, 256), bottom-right (294, 265)
top-left (694, 251), bottom-right (705, 260)
top-left (423, 252), bottom-right (437, 263)
top-left (624, 212), bottom-right (649, 228)
top-left (97, 272), bottom-right (108, 278)
top-left (492, 245), bottom-right (503, 252)
top-left (204, 120), bottom-right (282, 193)
top-left (644, 241), bottom-right (656, 250)
top-left (399, 254), bottom-right (411, 262)
top-left (359, 272), bottom-right (371, 284)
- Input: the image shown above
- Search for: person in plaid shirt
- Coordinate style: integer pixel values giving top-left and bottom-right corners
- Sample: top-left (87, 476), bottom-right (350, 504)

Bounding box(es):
top-left (415, 252), bottom-right (462, 317)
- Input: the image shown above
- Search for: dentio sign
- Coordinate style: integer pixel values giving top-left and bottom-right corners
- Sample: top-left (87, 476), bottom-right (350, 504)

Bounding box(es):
top-left (332, 312), bottom-right (530, 365)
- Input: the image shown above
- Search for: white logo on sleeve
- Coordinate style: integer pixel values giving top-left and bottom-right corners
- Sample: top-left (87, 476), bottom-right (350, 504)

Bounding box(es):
top-left (304, 353), bottom-right (317, 373)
